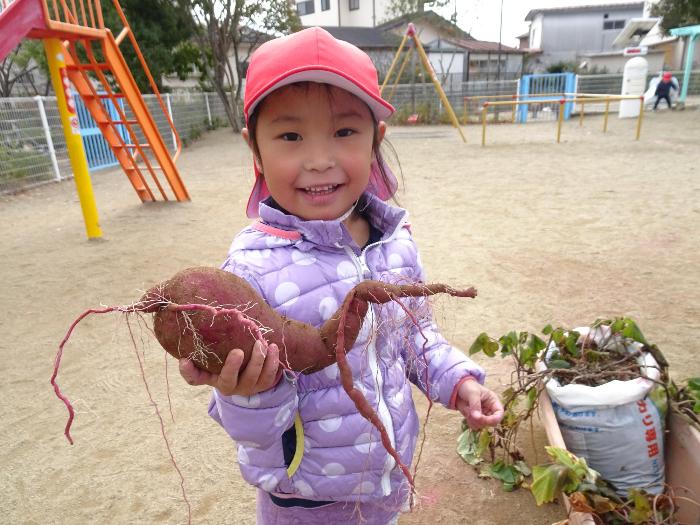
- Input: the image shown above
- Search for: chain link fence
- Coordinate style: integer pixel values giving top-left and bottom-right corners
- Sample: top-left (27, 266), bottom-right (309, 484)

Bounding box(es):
top-left (1, 92), bottom-right (230, 194)
top-left (387, 79), bottom-right (519, 125)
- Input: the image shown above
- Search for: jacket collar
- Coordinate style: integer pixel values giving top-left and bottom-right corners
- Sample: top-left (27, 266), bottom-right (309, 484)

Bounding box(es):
top-left (257, 193), bottom-right (408, 249)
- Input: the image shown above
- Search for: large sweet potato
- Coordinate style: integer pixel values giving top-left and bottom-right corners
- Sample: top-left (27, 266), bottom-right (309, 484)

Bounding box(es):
top-left (141, 267), bottom-right (368, 374)
top-left (141, 267), bottom-right (476, 376)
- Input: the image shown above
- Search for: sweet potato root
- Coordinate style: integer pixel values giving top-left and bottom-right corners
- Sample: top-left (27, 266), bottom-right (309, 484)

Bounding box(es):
top-left (52, 266), bottom-right (477, 498)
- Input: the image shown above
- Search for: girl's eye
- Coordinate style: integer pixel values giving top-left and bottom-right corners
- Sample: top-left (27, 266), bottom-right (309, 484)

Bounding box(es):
top-left (281, 132), bottom-right (301, 141)
top-left (336, 128), bottom-right (355, 138)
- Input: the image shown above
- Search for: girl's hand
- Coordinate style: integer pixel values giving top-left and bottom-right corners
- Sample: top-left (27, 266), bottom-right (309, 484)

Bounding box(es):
top-left (178, 341), bottom-right (282, 396)
top-left (455, 379), bottom-right (504, 430)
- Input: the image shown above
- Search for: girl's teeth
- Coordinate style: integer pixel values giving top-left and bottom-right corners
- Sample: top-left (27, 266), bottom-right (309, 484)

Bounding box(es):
top-left (305, 185), bottom-right (337, 195)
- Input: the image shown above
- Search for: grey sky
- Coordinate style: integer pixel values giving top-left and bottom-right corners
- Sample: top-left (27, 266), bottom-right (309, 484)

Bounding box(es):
top-left (434, 0), bottom-right (649, 47)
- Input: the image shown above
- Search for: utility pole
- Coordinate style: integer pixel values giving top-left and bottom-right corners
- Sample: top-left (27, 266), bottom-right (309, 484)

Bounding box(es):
top-left (496, 0), bottom-right (503, 80)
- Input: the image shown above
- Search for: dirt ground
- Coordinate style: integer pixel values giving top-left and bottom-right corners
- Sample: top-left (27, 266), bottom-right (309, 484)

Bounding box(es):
top-left (1, 108), bottom-right (699, 524)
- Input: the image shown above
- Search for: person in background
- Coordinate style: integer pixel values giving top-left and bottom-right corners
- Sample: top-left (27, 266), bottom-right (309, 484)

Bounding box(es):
top-left (653, 71), bottom-right (678, 111)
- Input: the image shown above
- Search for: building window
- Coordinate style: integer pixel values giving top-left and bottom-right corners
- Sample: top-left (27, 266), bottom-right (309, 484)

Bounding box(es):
top-left (297, 0), bottom-right (314, 16)
top-left (603, 19), bottom-right (624, 30)
top-left (349, 0), bottom-right (359, 11)
top-left (321, 0), bottom-right (330, 10)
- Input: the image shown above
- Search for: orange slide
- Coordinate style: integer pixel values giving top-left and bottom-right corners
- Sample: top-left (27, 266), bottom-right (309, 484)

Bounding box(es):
top-left (0, 0), bottom-right (189, 202)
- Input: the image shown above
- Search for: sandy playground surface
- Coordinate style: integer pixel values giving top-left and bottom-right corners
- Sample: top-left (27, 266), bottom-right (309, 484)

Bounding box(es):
top-left (1, 108), bottom-right (699, 524)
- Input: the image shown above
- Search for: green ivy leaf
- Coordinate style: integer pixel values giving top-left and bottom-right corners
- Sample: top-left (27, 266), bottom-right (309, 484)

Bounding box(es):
top-left (485, 460), bottom-right (523, 491)
top-left (565, 332), bottom-right (580, 357)
top-left (621, 319), bottom-right (648, 345)
top-left (628, 489), bottom-right (652, 524)
top-left (514, 460), bottom-right (532, 477)
top-left (545, 447), bottom-right (585, 479)
top-left (530, 463), bottom-right (570, 505)
top-left (548, 359), bottom-right (572, 369)
top-left (526, 387), bottom-right (538, 410)
top-left (456, 428), bottom-right (486, 465)
top-left (552, 328), bottom-right (565, 344)
top-left (485, 339), bottom-right (500, 357)
top-left (469, 333), bottom-right (499, 357)
top-left (469, 332), bottom-right (489, 356)
top-left (542, 324), bottom-right (553, 335)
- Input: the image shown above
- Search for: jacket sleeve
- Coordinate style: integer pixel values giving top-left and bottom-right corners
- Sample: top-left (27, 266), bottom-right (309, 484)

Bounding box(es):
top-left (205, 253), bottom-right (299, 449)
top-left (402, 251), bottom-right (485, 408)
top-left (208, 374), bottom-right (298, 449)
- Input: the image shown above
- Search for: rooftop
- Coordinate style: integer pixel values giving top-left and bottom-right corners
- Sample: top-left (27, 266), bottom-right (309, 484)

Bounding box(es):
top-left (316, 26), bottom-right (402, 48)
top-left (445, 37), bottom-right (525, 54)
top-left (525, 2), bottom-right (644, 21)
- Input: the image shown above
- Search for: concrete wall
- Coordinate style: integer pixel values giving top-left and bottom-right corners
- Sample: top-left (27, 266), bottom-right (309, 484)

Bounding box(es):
top-left (530, 14), bottom-right (543, 49)
top-left (586, 51), bottom-right (665, 74)
top-left (534, 5), bottom-right (644, 67)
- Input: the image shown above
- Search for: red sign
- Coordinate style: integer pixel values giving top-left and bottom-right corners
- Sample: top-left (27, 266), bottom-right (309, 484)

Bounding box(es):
top-left (623, 46), bottom-right (648, 56)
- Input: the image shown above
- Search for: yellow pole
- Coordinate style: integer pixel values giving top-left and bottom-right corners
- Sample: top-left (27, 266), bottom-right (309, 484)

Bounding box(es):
top-left (636, 96), bottom-right (644, 140)
top-left (579, 101), bottom-right (585, 126)
top-left (387, 47), bottom-right (413, 103)
top-left (481, 104), bottom-right (488, 146)
top-left (511, 95), bottom-right (517, 123)
top-left (557, 100), bottom-right (564, 143)
top-left (380, 32), bottom-right (409, 94)
top-left (44, 38), bottom-right (102, 239)
top-left (412, 32), bottom-right (466, 142)
top-left (603, 99), bottom-right (610, 133)
top-left (463, 97), bottom-right (468, 124)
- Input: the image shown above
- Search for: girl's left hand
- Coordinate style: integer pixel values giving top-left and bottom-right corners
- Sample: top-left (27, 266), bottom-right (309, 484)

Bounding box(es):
top-left (455, 379), bottom-right (504, 430)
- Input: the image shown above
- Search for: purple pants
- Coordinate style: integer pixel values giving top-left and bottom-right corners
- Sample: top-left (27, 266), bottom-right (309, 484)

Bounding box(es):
top-left (255, 490), bottom-right (404, 525)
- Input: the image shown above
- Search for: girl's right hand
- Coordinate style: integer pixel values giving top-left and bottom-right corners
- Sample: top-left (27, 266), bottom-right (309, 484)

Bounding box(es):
top-left (178, 341), bottom-right (282, 396)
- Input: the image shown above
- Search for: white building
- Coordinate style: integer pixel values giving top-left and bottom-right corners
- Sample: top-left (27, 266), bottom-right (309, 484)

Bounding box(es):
top-left (296, 0), bottom-right (393, 28)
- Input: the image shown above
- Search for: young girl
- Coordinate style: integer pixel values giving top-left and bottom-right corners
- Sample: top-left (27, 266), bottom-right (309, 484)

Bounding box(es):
top-left (179, 27), bottom-right (504, 524)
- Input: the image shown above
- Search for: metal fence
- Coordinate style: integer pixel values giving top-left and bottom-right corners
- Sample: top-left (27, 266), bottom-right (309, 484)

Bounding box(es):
top-left (0, 92), bottom-right (230, 194)
top-left (387, 78), bottom-right (519, 124)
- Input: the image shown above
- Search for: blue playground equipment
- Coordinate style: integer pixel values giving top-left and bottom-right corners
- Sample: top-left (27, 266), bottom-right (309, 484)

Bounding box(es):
top-left (517, 72), bottom-right (576, 123)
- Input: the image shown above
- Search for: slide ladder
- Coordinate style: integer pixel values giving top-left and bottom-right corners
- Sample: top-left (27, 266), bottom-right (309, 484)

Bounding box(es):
top-left (0, 0), bottom-right (189, 202)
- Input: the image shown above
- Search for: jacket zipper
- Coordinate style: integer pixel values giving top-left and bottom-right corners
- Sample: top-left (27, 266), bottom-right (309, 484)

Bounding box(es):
top-left (343, 245), bottom-right (397, 495)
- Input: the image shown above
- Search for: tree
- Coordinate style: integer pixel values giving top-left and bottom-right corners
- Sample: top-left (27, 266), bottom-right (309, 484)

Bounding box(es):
top-left (178, 0), bottom-right (301, 132)
top-left (0, 41), bottom-right (50, 97)
top-left (101, 0), bottom-right (201, 92)
top-left (651, 0), bottom-right (700, 32)
top-left (384, 0), bottom-right (449, 21)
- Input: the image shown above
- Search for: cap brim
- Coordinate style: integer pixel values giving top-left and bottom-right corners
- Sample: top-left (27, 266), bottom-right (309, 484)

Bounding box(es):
top-left (245, 69), bottom-right (394, 122)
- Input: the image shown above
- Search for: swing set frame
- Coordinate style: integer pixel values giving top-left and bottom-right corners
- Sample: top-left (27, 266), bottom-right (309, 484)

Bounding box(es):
top-left (380, 23), bottom-right (466, 143)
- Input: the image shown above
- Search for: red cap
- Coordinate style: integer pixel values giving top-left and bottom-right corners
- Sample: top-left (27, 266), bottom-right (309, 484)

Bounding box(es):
top-left (243, 27), bottom-right (397, 218)
top-left (663, 71), bottom-right (672, 80)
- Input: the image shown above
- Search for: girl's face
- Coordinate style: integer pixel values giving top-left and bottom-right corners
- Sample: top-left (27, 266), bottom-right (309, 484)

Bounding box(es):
top-left (244, 83), bottom-right (385, 221)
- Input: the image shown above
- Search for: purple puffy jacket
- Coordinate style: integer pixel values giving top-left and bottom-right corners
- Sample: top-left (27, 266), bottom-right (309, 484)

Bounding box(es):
top-left (208, 193), bottom-right (485, 503)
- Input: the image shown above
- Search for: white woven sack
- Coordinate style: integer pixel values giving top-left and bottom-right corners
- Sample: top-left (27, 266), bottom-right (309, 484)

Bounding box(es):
top-left (538, 325), bottom-right (665, 495)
